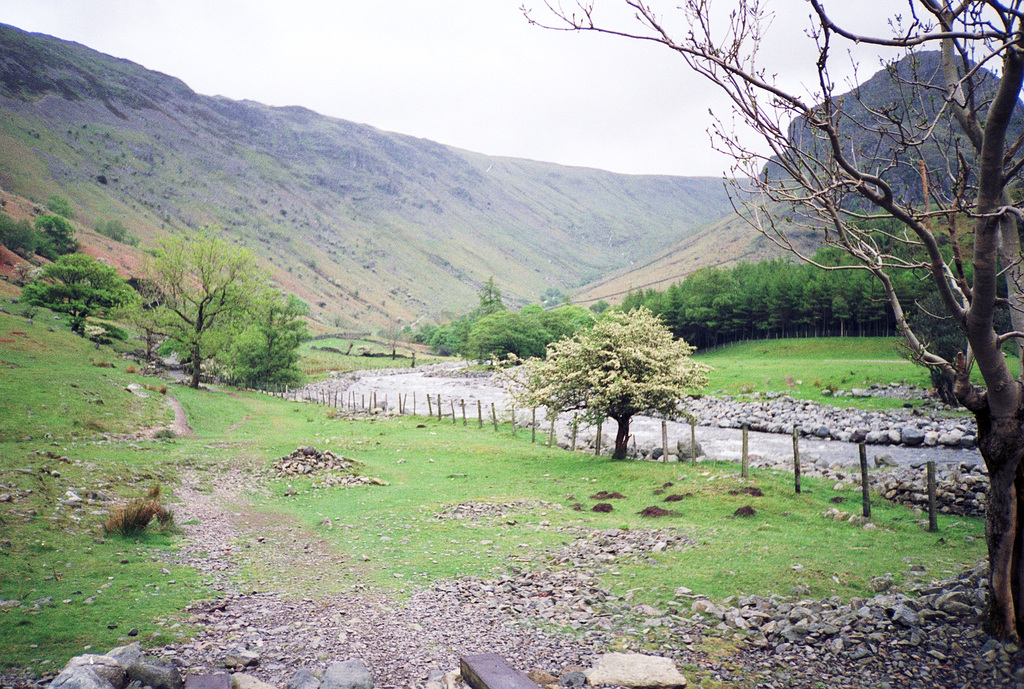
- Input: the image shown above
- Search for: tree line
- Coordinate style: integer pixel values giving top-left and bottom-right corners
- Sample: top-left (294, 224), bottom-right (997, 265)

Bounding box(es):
top-left (619, 247), bottom-right (932, 351)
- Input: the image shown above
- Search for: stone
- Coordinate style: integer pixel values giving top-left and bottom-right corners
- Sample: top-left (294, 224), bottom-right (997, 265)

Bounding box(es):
top-left (675, 439), bottom-right (703, 461)
top-left (873, 453), bottom-right (898, 468)
top-left (223, 648), bottom-right (260, 669)
top-left (901, 427), bottom-right (925, 446)
top-left (185, 674), bottom-right (232, 689)
top-left (322, 660), bottom-right (373, 689)
top-left (891, 604), bottom-right (920, 627)
top-left (64, 654), bottom-right (127, 689)
top-left (231, 674), bottom-right (277, 689)
top-left (49, 667), bottom-right (113, 689)
top-left (586, 653), bottom-right (686, 688)
top-left (559, 671), bottom-right (586, 689)
top-left (126, 659), bottom-right (184, 689)
top-left (106, 644), bottom-right (143, 669)
top-left (285, 669), bottom-right (321, 689)
top-left (527, 670), bottom-right (557, 685)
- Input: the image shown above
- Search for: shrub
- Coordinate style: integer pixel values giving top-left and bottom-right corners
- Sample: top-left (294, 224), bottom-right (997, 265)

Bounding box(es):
top-left (104, 485), bottom-right (176, 536)
top-left (125, 365), bottom-right (138, 374)
top-left (46, 195), bottom-right (74, 219)
top-left (153, 429), bottom-right (176, 439)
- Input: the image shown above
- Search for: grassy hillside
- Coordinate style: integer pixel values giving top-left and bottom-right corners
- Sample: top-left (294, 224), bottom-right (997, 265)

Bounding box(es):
top-left (574, 201), bottom-right (821, 308)
top-left (0, 23), bottom-right (736, 328)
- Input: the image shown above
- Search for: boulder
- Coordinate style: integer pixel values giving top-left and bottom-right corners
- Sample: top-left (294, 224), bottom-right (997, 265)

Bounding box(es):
top-left (49, 666), bottom-right (116, 689)
top-left (106, 644), bottom-right (143, 670)
top-left (322, 660), bottom-right (373, 689)
top-left (675, 438), bottom-right (704, 462)
top-left (126, 659), bottom-right (184, 689)
top-left (586, 653), bottom-right (686, 688)
top-left (63, 655), bottom-right (126, 689)
top-left (285, 669), bottom-right (321, 689)
top-left (901, 427), bottom-right (925, 447)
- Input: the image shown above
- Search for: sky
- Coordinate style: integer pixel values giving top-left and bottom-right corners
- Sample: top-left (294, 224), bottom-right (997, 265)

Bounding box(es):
top-left (0, 0), bottom-right (898, 177)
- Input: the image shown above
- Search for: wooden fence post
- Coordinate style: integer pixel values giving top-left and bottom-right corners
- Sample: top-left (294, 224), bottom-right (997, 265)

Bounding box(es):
top-left (859, 443), bottom-right (871, 519)
top-left (491, 403), bottom-right (498, 431)
top-left (595, 420), bottom-right (603, 456)
top-left (548, 414), bottom-right (556, 446)
top-left (437, 394), bottom-right (442, 421)
top-left (511, 405), bottom-right (516, 436)
top-left (427, 394), bottom-right (433, 418)
top-left (927, 460), bottom-right (938, 532)
top-left (477, 400), bottom-right (483, 428)
top-left (531, 408), bottom-right (537, 443)
top-left (741, 425), bottom-right (749, 478)
top-left (793, 427), bottom-right (801, 494)
top-left (571, 413), bottom-right (578, 451)
top-left (690, 421), bottom-right (697, 466)
top-left (462, 399), bottom-right (467, 426)
top-left (661, 419), bottom-right (669, 464)
top-left (450, 400), bottom-right (456, 425)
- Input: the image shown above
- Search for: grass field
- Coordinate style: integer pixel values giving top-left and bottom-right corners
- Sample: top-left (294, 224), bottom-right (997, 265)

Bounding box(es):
top-left (696, 337), bottom-right (961, 410)
top-left (298, 337), bottom-right (449, 381)
top-left (0, 313), bottom-right (989, 676)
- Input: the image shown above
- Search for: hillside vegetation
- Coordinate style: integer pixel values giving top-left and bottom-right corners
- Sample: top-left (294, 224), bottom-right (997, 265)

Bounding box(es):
top-left (0, 23), bottom-right (735, 328)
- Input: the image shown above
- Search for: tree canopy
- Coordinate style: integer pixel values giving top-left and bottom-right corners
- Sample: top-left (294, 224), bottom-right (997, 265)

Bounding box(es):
top-left (21, 253), bottom-right (134, 333)
top-left (146, 231), bottom-right (262, 388)
top-left (511, 307), bottom-right (710, 459)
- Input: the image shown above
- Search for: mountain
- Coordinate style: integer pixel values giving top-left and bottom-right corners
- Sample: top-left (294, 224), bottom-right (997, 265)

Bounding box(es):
top-left (0, 23), bottom-right (735, 328)
top-left (582, 51), bottom-right (1024, 301)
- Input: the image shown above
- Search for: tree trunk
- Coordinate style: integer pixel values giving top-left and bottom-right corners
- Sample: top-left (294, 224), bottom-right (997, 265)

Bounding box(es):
top-left (190, 343), bottom-right (202, 389)
top-left (977, 410), bottom-right (1024, 642)
top-left (612, 416), bottom-right (631, 460)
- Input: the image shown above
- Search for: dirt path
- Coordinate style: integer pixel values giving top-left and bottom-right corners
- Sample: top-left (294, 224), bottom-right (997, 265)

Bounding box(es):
top-left (163, 433), bottom-right (608, 688)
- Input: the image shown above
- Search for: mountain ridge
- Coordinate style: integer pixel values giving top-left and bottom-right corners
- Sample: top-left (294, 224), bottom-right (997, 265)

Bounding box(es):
top-left (0, 22), bottom-right (734, 327)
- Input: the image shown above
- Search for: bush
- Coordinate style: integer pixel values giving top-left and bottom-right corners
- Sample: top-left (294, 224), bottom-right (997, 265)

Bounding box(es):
top-left (46, 195), bottom-right (74, 219)
top-left (104, 485), bottom-right (176, 536)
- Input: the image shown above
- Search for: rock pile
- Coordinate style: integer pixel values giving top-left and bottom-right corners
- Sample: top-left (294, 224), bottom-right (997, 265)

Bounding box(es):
top-left (681, 395), bottom-right (978, 449)
top-left (747, 452), bottom-right (991, 517)
top-left (47, 642), bottom-right (183, 689)
top-left (434, 500), bottom-right (562, 521)
top-left (271, 447), bottom-right (357, 477)
top-left (873, 463), bottom-right (989, 517)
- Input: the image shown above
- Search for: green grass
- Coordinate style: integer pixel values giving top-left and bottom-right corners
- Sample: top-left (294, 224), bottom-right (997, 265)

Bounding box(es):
top-left (299, 337), bottom-right (450, 380)
top-left (252, 415), bottom-right (984, 611)
top-left (695, 337), bottom-right (936, 409)
top-left (0, 311), bottom-right (172, 442)
top-left (0, 316), bottom-right (989, 677)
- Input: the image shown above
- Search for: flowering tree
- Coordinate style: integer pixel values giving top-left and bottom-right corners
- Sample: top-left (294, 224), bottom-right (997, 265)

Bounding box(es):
top-left (511, 307), bottom-right (710, 458)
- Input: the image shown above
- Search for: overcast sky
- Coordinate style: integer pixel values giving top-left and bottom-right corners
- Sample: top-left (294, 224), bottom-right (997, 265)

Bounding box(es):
top-left (0, 0), bottom-right (898, 177)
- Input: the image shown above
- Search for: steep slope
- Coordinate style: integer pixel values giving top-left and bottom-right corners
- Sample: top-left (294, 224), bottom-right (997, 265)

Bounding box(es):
top-left (583, 51), bottom-right (1021, 304)
top-left (0, 23), bottom-right (733, 327)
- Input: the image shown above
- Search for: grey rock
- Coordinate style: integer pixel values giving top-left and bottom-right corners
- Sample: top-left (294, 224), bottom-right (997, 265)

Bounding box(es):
top-left (286, 669), bottom-right (321, 689)
top-left (106, 643), bottom-right (143, 670)
top-left (322, 660), bottom-right (373, 689)
top-left (891, 604), bottom-right (920, 627)
top-left (49, 667), bottom-right (114, 689)
top-left (126, 659), bottom-right (184, 689)
top-left (559, 671), bottom-right (586, 688)
top-left (64, 655), bottom-right (126, 689)
top-left (900, 427), bottom-right (925, 446)
top-left (586, 653), bottom-right (687, 688)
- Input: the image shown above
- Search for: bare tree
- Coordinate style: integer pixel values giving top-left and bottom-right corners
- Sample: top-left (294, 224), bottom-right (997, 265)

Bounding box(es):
top-left (526, 0), bottom-right (1024, 641)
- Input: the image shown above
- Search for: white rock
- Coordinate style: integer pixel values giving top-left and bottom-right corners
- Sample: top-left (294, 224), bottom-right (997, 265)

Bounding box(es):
top-left (586, 653), bottom-right (687, 688)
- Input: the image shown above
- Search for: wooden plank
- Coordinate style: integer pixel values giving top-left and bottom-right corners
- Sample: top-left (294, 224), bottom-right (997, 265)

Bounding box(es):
top-left (460, 653), bottom-right (540, 689)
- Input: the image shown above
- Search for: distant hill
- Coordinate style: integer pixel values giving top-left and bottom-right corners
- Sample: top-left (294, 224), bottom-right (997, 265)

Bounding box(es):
top-left (581, 51), bottom-right (1022, 303)
top-left (0, 23), bottom-right (735, 328)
